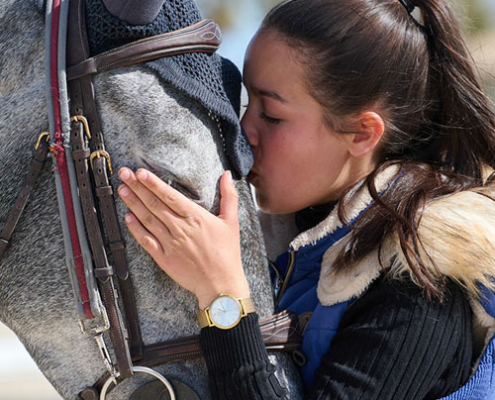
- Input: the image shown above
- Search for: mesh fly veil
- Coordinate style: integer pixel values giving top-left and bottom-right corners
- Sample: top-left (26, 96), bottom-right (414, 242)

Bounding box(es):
top-left (85, 0), bottom-right (253, 177)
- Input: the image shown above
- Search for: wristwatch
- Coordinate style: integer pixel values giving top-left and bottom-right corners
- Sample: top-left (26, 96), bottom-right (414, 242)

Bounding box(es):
top-left (197, 294), bottom-right (255, 329)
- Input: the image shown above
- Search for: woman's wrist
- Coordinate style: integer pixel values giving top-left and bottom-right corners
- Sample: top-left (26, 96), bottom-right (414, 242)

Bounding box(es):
top-left (197, 284), bottom-right (251, 310)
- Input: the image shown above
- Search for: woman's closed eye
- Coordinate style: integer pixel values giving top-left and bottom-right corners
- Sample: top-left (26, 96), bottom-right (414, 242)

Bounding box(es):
top-left (259, 111), bottom-right (281, 124)
top-left (241, 103), bottom-right (282, 124)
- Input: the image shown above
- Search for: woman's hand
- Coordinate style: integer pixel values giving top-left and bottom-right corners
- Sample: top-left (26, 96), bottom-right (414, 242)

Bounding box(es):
top-left (117, 168), bottom-right (250, 309)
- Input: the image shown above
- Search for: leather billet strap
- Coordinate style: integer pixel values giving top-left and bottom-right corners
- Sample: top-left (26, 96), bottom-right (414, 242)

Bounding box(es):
top-left (67, 19), bottom-right (221, 80)
top-left (0, 134), bottom-right (50, 260)
top-left (86, 310), bottom-right (302, 397)
top-left (69, 86), bottom-right (134, 379)
top-left (91, 151), bottom-right (144, 360)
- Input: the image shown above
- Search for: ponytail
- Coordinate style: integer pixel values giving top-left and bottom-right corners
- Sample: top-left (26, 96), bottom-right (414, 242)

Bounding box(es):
top-left (341, 0), bottom-right (495, 300)
top-left (418, 0), bottom-right (495, 176)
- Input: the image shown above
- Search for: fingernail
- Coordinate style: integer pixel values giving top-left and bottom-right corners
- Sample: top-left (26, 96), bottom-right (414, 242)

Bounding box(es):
top-left (125, 214), bottom-right (133, 224)
top-left (119, 168), bottom-right (130, 180)
top-left (226, 170), bottom-right (233, 183)
top-left (119, 186), bottom-right (130, 197)
top-left (136, 169), bottom-right (148, 181)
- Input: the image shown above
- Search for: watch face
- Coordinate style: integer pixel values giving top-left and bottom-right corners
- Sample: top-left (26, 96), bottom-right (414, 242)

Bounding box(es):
top-left (210, 296), bottom-right (242, 329)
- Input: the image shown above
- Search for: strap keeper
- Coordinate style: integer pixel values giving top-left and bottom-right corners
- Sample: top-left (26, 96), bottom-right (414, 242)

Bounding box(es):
top-left (94, 266), bottom-right (114, 278)
top-left (95, 186), bottom-right (113, 197)
top-left (31, 158), bottom-right (46, 174)
top-left (72, 149), bottom-right (91, 160)
top-left (34, 149), bottom-right (49, 163)
top-left (109, 241), bottom-right (126, 252)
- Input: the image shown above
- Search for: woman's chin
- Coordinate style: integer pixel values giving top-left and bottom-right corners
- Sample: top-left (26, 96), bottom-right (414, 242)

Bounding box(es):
top-left (256, 197), bottom-right (289, 215)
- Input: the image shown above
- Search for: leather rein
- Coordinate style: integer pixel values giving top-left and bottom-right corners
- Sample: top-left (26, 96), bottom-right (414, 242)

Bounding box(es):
top-left (0, 1), bottom-right (301, 399)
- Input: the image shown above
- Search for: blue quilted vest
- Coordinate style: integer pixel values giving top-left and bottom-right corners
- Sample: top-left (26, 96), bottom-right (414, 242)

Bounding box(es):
top-left (439, 284), bottom-right (495, 400)
top-left (272, 227), bottom-right (495, 398)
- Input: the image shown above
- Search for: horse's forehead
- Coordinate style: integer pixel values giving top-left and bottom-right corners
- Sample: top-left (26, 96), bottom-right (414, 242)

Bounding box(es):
top-left (94, 69), bottom-right (218, 144)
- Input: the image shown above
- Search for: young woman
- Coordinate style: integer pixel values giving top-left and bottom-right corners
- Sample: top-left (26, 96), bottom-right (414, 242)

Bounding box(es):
top-left (117, 0), bottom-right (495, 398)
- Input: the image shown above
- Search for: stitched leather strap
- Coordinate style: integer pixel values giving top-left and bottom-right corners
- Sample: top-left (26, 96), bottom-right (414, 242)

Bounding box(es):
top-left (140, 310), bottom-right (302, 365)
top-left (0, 137), bottom-right (50, 260)
top-left (67, 19), bottom-right (221, 80)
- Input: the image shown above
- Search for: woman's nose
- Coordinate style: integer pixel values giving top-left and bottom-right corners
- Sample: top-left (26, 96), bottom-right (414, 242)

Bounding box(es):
top-left (241, 113), bottom-right (259, 147)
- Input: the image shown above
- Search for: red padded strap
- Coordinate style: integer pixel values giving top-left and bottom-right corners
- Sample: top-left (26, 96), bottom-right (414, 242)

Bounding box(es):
top-left (50, 0), bottom-right (93, 319)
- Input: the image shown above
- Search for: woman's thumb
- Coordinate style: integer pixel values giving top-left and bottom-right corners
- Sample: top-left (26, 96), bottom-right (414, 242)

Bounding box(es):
top-left (219, 170), bottom-right (239, 224)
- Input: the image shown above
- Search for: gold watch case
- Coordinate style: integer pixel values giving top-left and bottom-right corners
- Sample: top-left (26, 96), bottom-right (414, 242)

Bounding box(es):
top-left (197, 294), bottom-right (255, 329)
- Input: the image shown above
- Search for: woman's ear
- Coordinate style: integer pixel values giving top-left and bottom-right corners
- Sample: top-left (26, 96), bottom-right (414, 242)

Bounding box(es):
top-left (347, 112), bottom-right (385, 158)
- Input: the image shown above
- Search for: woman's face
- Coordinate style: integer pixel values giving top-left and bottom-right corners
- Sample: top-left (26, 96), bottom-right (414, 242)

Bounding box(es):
top-left (242, 30), bottom-right (355, 214)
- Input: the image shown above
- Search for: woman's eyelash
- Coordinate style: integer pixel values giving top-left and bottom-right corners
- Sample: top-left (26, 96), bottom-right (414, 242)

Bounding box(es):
top-left (242, 104), bottom-right (281, 124)
top-left (260, 112), bottom-right (281, 124)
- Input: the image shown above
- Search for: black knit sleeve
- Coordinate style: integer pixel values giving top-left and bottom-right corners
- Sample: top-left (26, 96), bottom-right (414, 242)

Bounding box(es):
top-left (307, 277), bottom-right (473, 400)
top-left (200, 277), bottom-right (473, 400)
top-left (200, 312), bottom-right (290, 400)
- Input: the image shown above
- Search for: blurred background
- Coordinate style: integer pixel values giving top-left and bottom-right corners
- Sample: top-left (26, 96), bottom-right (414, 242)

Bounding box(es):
top-left (1, 0), bottom-right (494, 399)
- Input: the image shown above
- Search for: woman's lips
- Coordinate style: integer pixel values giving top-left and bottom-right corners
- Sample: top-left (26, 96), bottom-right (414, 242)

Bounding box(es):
top-left (247, 170), bottom-right (259, 185)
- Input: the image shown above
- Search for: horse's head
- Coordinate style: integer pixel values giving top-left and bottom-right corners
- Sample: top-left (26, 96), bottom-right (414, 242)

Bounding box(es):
top-left (82, 0), bottom-right (253, 214)
top-left (0, 1), bottom-right (300, 399)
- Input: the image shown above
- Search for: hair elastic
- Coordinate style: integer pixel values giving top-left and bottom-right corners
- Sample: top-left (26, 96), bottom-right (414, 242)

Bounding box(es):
top-left (398, 0), bottom-right (425, 28)
top-left (398, 0), bottom-right (415, 13)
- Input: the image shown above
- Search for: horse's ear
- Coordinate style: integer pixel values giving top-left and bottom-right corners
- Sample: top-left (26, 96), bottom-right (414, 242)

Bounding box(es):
top-left (102, 0), bottom-right (165, 25)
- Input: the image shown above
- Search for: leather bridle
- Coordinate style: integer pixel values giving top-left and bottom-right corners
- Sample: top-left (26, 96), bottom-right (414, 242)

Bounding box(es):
top-left (0, 1), bottom-right (302, 399)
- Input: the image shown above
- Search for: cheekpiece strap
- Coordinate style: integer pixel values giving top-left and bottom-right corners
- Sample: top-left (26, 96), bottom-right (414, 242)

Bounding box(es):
top-left (398, 0), bottom-right (415, 14)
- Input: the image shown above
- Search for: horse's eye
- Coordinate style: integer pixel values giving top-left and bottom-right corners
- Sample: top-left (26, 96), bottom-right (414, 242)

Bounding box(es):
top-left (166, 176), bottom-right (200, 201)
top-left (138, 159), bottom-right (200, 201)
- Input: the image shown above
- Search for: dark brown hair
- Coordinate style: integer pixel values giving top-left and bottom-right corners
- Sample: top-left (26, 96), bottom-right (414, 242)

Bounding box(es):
top-left (262, 0), bottom-right (495, 299)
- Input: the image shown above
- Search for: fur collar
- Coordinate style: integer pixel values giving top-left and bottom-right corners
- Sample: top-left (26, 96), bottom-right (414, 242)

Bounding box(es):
top-left (318, 185), bottom-right (495, 307)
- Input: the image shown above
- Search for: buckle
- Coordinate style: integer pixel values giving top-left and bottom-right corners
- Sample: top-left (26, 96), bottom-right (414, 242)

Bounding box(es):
top-left (95, 334), bottom-right (118, 382)
top-left (35, 132), bottom-right (50, 150)
top-left (79, 305), bottom-right (110, 336)
top-left (90, 150), bottom-right (113, 175)
top-left (70, 115), bottom-right (92, 140)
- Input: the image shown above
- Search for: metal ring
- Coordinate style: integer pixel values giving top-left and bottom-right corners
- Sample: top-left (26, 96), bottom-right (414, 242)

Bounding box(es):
top-left (100, 366), bottom-right (176, 400)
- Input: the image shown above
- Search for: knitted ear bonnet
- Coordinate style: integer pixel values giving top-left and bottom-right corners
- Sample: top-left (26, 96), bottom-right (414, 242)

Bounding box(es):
top-left (84, 0), bottom-right (253, 177)
top-left (398, 0), bottom-right (414, 13)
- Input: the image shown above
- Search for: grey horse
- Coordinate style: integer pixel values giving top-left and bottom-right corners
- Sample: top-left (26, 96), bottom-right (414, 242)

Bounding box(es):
top-left (0, 0), bottom-right (301, 398)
